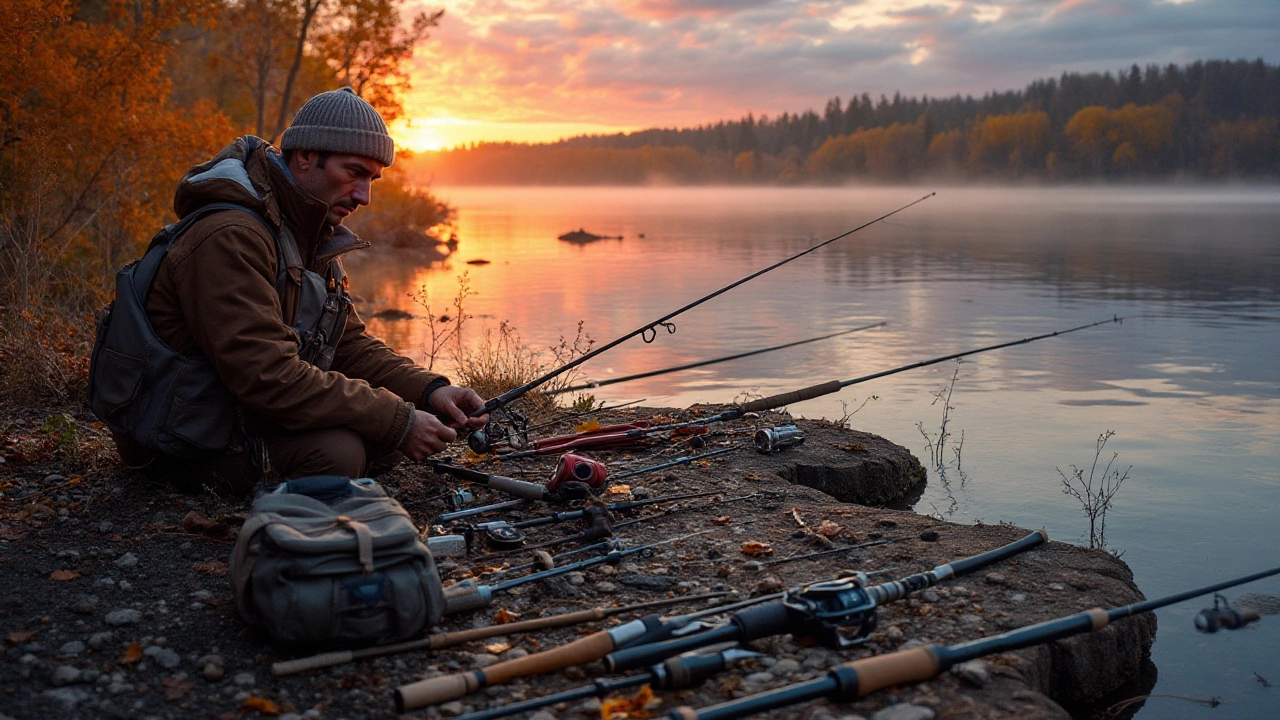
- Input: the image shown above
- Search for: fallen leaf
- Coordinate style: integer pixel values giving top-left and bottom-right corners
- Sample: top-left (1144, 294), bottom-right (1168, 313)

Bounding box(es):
top-left (712, 516), bottom-right (732, 525)
top-left (601, 684), bottom-right (656, 719)
top-left (493, 608), bottom-right (521, 624)
top-left (49, 569), bottom-right (80, 581)
top-left (182, 512), bottom-right (233, 540)
top-left (741, 542), bottom-right (775, 557)
top-left (193, 560), bottom-right (228, 576)
top-left (118, 641), bottom-right (143, 665)
top-left (464, 449), bottom-right (487, 463)
top-left (816, 520), bottom-right (843, 539)
top-left (162, 677), bottom-right (193, 702)
top-left (574, 418), bottom-right (602, 433)
top-left (484, 642), bottom-right (510, 654)
top-left (243, 696), bottom-right (281, 715)
top-left (5, 630), bottom-right (36, 645)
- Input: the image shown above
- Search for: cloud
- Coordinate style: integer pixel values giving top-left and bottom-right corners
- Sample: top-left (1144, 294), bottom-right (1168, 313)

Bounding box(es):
top-left (401, 0), bottom-right (1280, 141)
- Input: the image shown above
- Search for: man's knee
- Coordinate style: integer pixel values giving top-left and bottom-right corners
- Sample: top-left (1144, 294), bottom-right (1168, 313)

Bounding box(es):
top-left (269, 428), bottom-right (368, 479)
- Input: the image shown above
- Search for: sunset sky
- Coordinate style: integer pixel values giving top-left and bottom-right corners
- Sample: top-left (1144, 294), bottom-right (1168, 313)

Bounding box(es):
top-left (390, 0), bottom-right (1278, 152)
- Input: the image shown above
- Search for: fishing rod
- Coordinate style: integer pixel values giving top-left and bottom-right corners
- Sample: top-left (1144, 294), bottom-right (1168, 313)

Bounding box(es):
top-left (467, 194), bottom-right (937, 451)
top-left (440, 528), bottom-right (716, 616)
top-left (396, 587), bottom-right (791, 712)
top-left (545, 317), bottom-right (1123, 445)
top-left (456, 648), bottom-right (761, 720)
top-left (269, 593), bottom-right (726, 677)
top-left (604, 530), bottom-right (1048, 672)
top-left (668, 564), bottom-right (1280, 720)
top-left (546, 322), bottom-right (888, 396)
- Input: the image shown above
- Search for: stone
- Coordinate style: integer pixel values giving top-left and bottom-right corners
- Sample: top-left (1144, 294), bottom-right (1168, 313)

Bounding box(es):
top-left (87, 632), bottom-right (114, 649)
top-left (594, 582), bottom-right (617, 594)
top-left (50, 665), bottom-right (83, 686)
top-left (566, 572), bottom-right (586, 585)
top-left (114, 553), bottom-right (139, 568)
top-left (743, 671), bottom-right (775, 686)
top-left (529, 712), bottom-right (558, 720)
top-left (771, 659), bottom-right (802, 675)
top-left (871, 703), bottom-right (935, 720)
top-left (233, 671), bottom-right (255, 687)
top-left (617, 574), bottom-right (673, 591)
top-left (59, 641), bottom-right (86, 655)
top-left (104, 609), bottom-right (141, 626)
top-left (920, 590), bottom-right (940, 603)
top-left (885, 626), bottom-right (905, 644)
top-left (757, 575), bottom-right (783, 593)
top-left (202, 664), bottom-right (225, 682)
top-left (984, 573), bottom-right (1006, 586)
top-left (469, 653), bottom-right (500, 667)
top-left (952, 660), bottom-right (990, 688)
top-left (70, 598), bottom-right (97, 615)
top-left (438, 701), bottom-right (464, 717)
top-left (41, 687), bottom-right (90, 708)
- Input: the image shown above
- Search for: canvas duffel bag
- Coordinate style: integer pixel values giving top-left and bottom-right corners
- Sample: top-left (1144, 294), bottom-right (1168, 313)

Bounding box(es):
top-left (230, 476), bottom-right (445, 647)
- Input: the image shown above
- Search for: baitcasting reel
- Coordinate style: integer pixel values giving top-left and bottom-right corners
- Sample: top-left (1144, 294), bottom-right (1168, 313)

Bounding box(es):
top-left (547, 453), bottom-right (608, 492)
top-left (782, 573), bottom-right (876, 648)
top-left (1194, 593), bottom-right (1261, 633)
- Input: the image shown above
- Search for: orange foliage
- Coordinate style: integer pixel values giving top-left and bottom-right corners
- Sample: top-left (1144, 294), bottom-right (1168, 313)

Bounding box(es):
top-left (966, 111), bottom-right (1049, 174)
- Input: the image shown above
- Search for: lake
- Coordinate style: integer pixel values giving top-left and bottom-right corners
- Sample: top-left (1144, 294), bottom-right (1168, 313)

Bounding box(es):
top-left (345, 185), bottom-right (1280, 719)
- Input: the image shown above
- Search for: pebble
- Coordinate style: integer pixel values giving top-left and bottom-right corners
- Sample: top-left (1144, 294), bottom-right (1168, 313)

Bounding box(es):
top-left (98, 521), bottom-right (114, 533)
top-left (529, 712), bottom-right (558, 720)
top-left (202, 664), bottom-right (225, 681)
top-left (108, 681), bottom-right (132, 694)
top-left (1048, 582), bottom-right (1066, 591)
top-left (114, 553), bottom-right (139, 568)
top-left (41, 687), bottom-right (90, 708)
top-left (104, 609), bottom-right (142, 626)
top-left (144, 646), bottom-right (181, 668)
top-left (757, 575), bottom-right (783, 593)
top-left (596, 565), bottom-right (616, 576)
top-left (469, 653), bottom-right (499, 667)
top-left (920, 590), bottom-right (940, 603)
top-left (118, 581), bottom-right (133, 592)
top-left (952, 659), bottom-right (991, 688)
top-left (233, 671), bottom-right (255, 687)
top-left (594, 582), bottom-right (617, 594)
top-left (87, 632), bottom-right (115, 648)
top-left (506, 648), bottom-right (529, 659)
top-left (984, 573), bottom-right (1006, 586)
top-left (566, 572), bottom-right (586, 585)
top-left (50, 665), bottom-right (83, 686)
top-left (1008, 592), bottom-right (1027, 603)
top-left (617, 575), bottom-right (671, 592)
top-left (71, 597), bottom-right (97, 615)
top-left (871, 703), bottom-right (935, 720)
top-left (918, 530), bottom-right (939, 542)
top-left (958, 614), bottom-right (983, 627)
top-left (885, 626), bottom-right (905, 644)
top-left (59, 640), bottom-right (86, 655)
top-left (438, 701), bottom-right (464, 717)
top-left (578, 698), bottom-right (602, 712)
top-left (743, 671), bottom-right (776, 686)
top-left (772, 659), bottom-right (802, 675)
top-left (95, 577), bottom-right (117, 587)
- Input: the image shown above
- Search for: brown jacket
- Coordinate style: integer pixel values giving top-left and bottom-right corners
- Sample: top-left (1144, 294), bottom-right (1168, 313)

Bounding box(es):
top-left (145, 136), bottom-right (440, 453)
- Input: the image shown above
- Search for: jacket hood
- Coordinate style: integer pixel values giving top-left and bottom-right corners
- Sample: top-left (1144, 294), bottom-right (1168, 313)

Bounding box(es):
top-left (173, 136), bottom-right (368, 267)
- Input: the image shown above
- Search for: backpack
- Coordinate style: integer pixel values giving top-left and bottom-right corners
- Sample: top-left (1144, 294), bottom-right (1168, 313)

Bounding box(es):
top-left (88, 202), bottom-right (351, 459)
top-left (230, 476), bottom-right (446, 647)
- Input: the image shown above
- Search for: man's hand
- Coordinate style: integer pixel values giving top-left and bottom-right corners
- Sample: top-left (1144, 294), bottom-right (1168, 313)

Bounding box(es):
top-left (399, 410), bottom-right (457, 460)
top-left (428, 385), bottom-right (489, 430)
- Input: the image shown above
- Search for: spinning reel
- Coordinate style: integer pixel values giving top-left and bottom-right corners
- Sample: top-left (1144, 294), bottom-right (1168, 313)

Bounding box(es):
top-left (1194, 593), bottom-right (1261, 633)
top-left (468, 405), bottom-right (530, 455)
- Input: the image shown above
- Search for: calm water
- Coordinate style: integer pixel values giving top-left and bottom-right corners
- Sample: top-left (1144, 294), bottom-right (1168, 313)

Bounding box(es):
top-left (346, 185), bottom-right (1280, 719)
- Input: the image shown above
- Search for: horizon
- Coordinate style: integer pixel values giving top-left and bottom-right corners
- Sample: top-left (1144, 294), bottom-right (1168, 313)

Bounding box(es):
top-left (387, 0), bottom-right (1279, 152)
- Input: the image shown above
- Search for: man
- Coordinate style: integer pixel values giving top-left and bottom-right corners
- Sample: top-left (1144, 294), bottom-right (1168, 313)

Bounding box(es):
top-left (107, 87), bottom-right (486, 493)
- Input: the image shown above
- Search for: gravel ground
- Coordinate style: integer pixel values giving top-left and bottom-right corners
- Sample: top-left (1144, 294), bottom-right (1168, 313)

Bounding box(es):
top-left (1, 405), bottom-right (1155, 720)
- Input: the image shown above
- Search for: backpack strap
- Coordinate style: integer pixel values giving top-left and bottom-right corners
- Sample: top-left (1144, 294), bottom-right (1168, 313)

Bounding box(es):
top-left (132, 203), bottom-right (272, 308)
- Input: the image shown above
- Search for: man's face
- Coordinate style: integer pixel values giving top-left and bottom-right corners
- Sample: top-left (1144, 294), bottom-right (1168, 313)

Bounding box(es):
top-left (289, 151), bottom-right (385, 226)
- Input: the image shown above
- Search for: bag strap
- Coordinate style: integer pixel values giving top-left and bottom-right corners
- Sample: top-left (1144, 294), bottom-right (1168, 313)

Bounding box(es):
top-left (132, 202), bottom-right (273, 308)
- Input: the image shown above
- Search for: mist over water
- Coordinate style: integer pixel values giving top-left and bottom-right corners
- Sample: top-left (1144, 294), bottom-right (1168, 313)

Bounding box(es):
top-left (346, 185), bottom-right (1280, 719)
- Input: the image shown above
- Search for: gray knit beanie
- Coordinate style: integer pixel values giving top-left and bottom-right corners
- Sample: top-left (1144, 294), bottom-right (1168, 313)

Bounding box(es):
top-left (280, 87), bottom-right (395, 166)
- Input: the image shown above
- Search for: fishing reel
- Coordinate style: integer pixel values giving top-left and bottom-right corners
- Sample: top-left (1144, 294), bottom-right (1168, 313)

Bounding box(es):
top-left (754, 425), bottom-right (806, 454)
top-left (782, 574), bottom-right (877, 649)
top-left (1195, 594), bottom-right (1261, 633)
top-left (548, 453), bottom-right (608, 492)
top-left (468, 406), bottom-right (530, 455)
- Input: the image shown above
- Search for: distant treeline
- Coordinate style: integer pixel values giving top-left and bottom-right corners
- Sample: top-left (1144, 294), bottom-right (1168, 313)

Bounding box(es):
top-left (413, 59), bottom-right (1280, 184)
